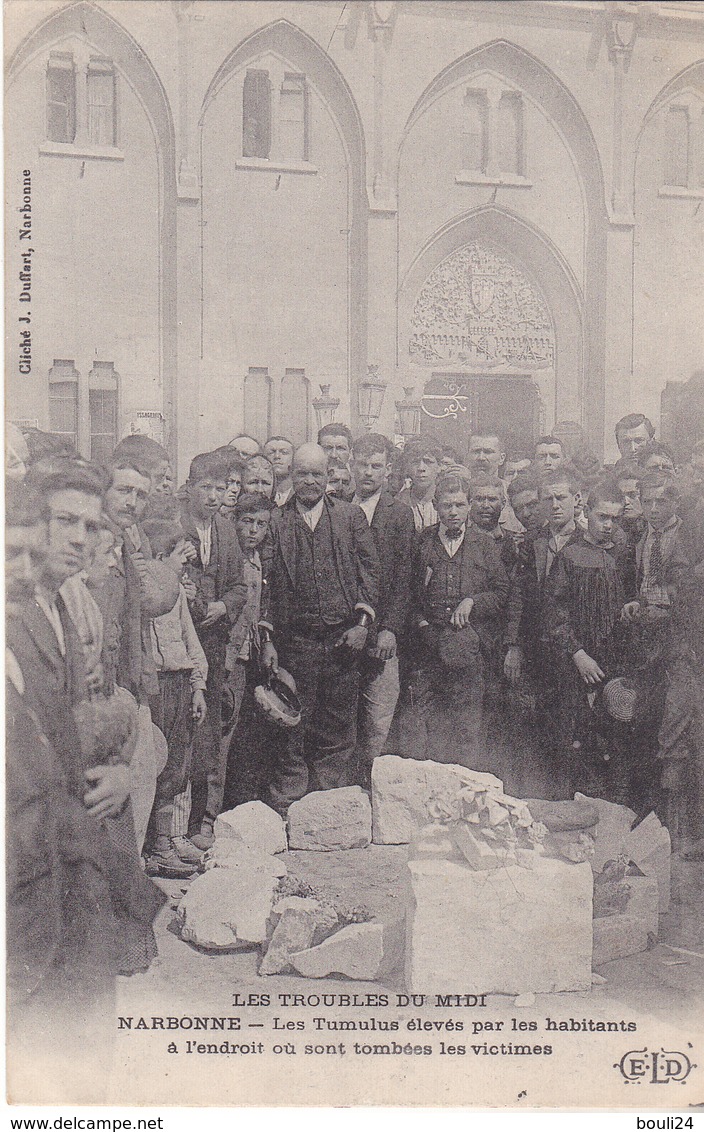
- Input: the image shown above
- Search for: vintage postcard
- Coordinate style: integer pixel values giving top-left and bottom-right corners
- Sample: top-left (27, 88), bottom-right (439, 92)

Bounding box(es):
top-left (4, 0), bottom-right (704, 1112)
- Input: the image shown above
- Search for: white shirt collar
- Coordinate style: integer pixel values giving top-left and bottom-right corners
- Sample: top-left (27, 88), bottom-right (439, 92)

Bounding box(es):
top-left (195, 519), bottom-right (213, 566)
top-left (353, 489), bottom-right (382, 525)
top-left (274, 485), bottom-right (293, 508)
top-left (35, 590), bottom-right (66, 656)
top-left (296, 496), bottom-right (325, 531)
top-left (439, 522), bottom-right (466, 558)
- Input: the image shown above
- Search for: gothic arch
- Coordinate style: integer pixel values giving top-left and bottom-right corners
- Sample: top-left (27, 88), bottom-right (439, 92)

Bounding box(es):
top-left (399, 206), bottom-right (584, 431)
top-left (200, 19), bottom-right (368, 397)
top-left (7, 0), bottom-right (178, 458)
top-left (398, 38), bottom-right (607, 449)
top-left (632, 60), bottom-right (704, 206)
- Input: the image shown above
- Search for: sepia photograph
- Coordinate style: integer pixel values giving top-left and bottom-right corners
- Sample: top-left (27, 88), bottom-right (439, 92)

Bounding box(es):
top-left (4, 0), bottom-right (704, 1112)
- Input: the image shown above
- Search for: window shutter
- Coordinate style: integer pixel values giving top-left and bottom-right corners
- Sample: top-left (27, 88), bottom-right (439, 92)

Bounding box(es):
top-left (48, 360), bottom-right (79, 449)
top-left (87, 58), bottom-right (117, 146)
top-left (46, 54), bottom-right (76, 143)
top-left (242, 70), bottom-right (272, 159)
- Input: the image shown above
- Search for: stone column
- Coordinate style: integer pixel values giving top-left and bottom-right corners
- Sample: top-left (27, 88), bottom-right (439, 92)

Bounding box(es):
top-left (603, 4), bottom-right (639, 457)
top-left (173, 1), bottom-right (202, 479)
top-left (364, 1), bottom-right (399, 438)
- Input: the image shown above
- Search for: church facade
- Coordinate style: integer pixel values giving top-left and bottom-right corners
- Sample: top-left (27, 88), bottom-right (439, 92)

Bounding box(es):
top-left (5, 0), bottom-right (704, 475)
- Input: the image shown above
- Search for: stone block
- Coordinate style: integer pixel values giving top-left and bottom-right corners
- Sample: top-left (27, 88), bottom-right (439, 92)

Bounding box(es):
top-left (574, 793), bottom-right (636, 874)
top-left (372, 755), bottom-right (503, 845)
top-left (624, 813), bottom-right (671, 914)
top-left (202, 840), bottom-right (287, 877)
top-left (525, 798), bottom-right (599, 832)
top-left (290, 920), bottom-right (404, 980)
top-left (287, 786), bottom-right (372, 851)
top-left (177, 868), bottom-right (277, 950)
top-left (260, 897), bottom-right (338, 975)
top-left (214, 800), bottom-right (288, 855)
top-left (592, 914), bottom-right (648, 966)
top-left (622, 876), bottom-right (660, 936)
top-left (406, 856), bottom-right (593, 995)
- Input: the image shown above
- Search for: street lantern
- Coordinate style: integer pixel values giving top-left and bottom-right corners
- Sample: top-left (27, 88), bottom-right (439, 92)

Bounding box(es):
top-left (395, 386), bottom-right (422, 438)
top-left (358, 365), bottom-right (387, 430)
top-left (312, 383), bottom-right (341, 431)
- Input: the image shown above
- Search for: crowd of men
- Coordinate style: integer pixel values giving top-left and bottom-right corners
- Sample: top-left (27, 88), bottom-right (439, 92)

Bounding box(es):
top-left (5, 410), bottom-right (704, 1098)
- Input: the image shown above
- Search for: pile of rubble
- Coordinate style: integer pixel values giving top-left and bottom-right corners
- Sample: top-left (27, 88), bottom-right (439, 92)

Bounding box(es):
top-left (173, 757), bottom-right (671, 993)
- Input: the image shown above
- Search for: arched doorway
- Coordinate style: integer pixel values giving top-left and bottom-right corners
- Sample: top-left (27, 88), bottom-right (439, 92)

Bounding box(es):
top-left (397, 38), bottom-right (604, 450)
top-left (400, 208), bottom-right (583, 456)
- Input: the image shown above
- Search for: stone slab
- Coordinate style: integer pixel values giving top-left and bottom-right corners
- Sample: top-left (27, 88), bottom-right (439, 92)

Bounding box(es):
top-left (287, 786), bottom-right (372, 851)
top-left (260, 897), bottom-right (338, 975)
top-left (291, 920), bottom-right (404, 980)
top-left (624, 813), bottom-right (671, 913)
top-left (406, 856), bottom-right (593, 994)
top-left (214, 801), bottom-right (288, 855)
top-left (592, 914), bottom-right (649, 966)
top-left (372, 756), bottom-right (503, 845)
top-left (574, 793), bottom-right (636, 874)
top-left (525, 798), bottom-right (599, 832)
top-left (177, 868), bottom-right (277, 950)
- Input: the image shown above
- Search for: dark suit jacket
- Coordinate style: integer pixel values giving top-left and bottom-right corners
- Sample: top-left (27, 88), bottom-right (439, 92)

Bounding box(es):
top-left (412, 523), bottom-right (509, 654)
top-left (181, 510), bottom-right (248, 630)
top-left (7, 598), bottom-right (89, 799)
top-left (368, 491), bottom-right (415, 638)
top-left (508, 526), bottom-right (582, 659)
top-left (262, 494), bottom-right (380, 638)
top-left (6, 600), bottom-right (164, 975)
top-left (635, 518), bottom-right (695, 599)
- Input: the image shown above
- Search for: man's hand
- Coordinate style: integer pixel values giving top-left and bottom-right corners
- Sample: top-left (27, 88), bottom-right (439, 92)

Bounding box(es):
top-left (131, 550), bottom-right (149, 581)
top-left (369, 629), bottom-right (396, 661)
top-left (260, 641), bottom-right (278, 675)
top-left (181, 575), bottom-right (197, 602)
top-left (450, 597), bottom-right (474, 629)
top-left (84, 764), bottom-right (130, 820)
top-left (166, 537), bottom-right (197, 573)
top-left (336, 625), bottom-right (368, 651)
top-left (192, 689), bottom-right (207, 723)
top-left (621, 601), bottom-right (641, 623)
top-left (504, 645), bottom-right (523, 684)
top-left (201, 600), bottom-right (227, 628)
top-left (573, 649), bottom-right (605, 685)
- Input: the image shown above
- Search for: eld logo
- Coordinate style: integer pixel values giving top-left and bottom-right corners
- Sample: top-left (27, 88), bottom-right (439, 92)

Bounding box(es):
top-left (615, 1047), bottom-right (696, 1084)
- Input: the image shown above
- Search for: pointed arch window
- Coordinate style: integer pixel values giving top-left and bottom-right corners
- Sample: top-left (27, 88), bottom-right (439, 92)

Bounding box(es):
top-left (456, 81), bottom-right (530, 188)
top-left (238, 59), bottom-right (316, 174)
top-left (42, 47), bottom-right (122, 159)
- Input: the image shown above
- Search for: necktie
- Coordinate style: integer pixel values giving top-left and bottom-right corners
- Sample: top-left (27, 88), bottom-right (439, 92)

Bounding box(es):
top-left (650, 529), bottom-right (664, 586)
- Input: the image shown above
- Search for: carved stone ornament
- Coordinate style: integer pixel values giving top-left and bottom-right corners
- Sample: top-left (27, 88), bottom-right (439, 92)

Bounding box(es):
top-left (409, 243), bottom-right (555, 371)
